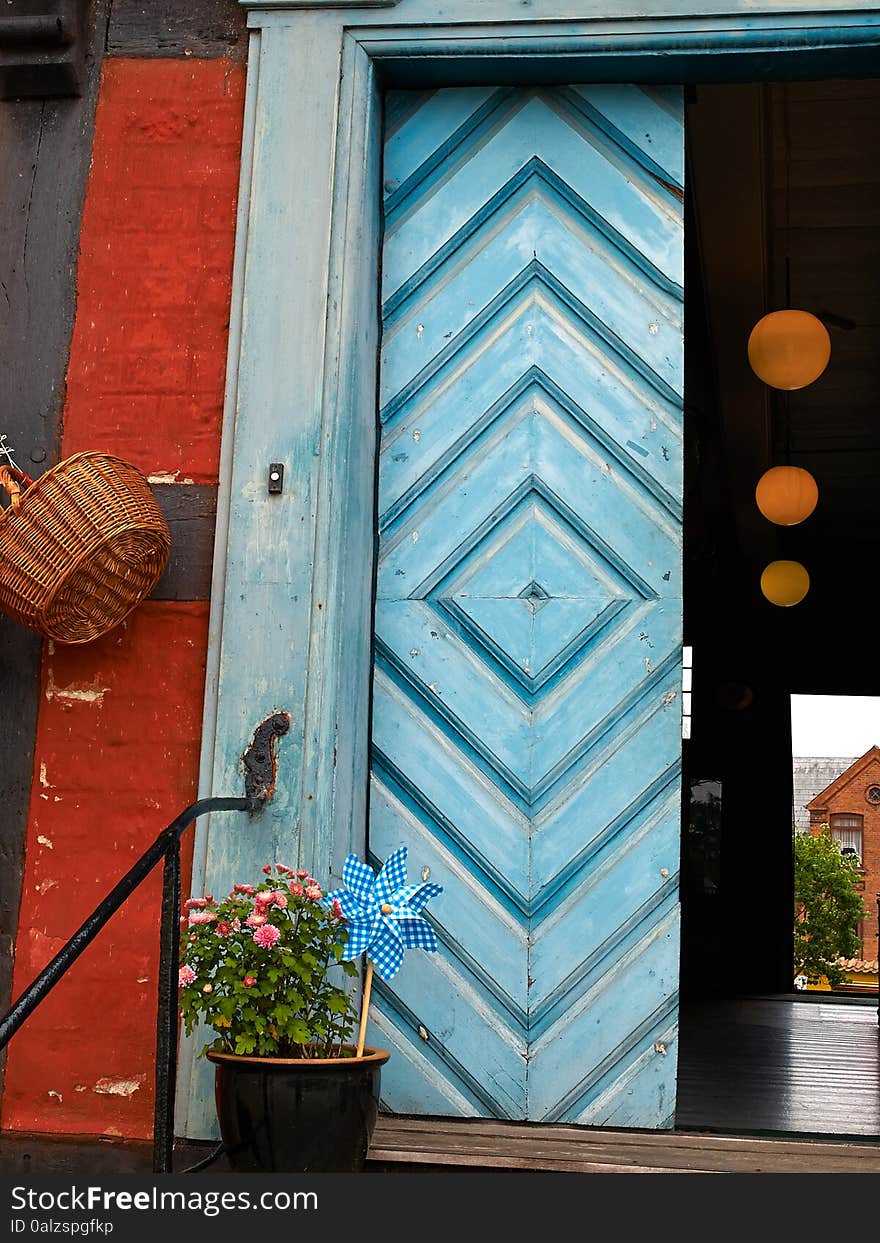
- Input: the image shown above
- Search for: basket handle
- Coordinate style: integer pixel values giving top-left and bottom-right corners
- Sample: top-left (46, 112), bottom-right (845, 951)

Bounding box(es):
top-left (0, 465), bottom-right (23, 512)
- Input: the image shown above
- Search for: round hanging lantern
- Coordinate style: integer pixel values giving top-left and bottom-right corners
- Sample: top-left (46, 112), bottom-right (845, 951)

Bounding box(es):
top-left (747, 310), bottom-right (831, 390)
top-left (760, 560), bottom-right (810, 608)
top-left (755, 465), bottom-right (819, 526)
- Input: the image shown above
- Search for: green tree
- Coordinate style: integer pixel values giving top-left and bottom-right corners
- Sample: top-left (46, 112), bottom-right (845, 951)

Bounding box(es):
top-left (793, 825), bottom-right (868, 988)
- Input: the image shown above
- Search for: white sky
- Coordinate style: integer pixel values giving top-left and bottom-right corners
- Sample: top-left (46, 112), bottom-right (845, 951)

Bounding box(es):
top-left (791, 694), bottom-right (880, 757)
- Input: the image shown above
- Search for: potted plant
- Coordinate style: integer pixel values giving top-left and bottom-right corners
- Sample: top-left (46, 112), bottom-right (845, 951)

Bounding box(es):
top-left (178, 848), bottom-right (442, 1173)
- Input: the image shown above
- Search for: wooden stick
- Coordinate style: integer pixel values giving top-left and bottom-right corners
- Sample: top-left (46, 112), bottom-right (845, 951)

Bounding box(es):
top-left (356, 960), bottom-right (373, 1059)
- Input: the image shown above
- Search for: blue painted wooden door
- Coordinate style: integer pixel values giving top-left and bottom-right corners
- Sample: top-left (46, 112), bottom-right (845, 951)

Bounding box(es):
top-left (369, 85), bottom-right (683, 1126)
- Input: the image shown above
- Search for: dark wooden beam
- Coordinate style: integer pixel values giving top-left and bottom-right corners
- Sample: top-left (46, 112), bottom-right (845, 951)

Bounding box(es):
top-left (150, 484), bottom-right (218, 602)
top-left (0, 1), bottom-right (88, 99)
top-left (106, 0), bottom-right (248, 60)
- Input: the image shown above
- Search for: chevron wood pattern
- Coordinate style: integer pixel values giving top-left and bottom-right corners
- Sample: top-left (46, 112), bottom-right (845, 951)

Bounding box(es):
top-left (368, 84), bottom-right (684, 1127)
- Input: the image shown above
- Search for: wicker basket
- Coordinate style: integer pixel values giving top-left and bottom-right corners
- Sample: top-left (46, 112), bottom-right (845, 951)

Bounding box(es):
top-left (0, 452), bottom-right (171, 644)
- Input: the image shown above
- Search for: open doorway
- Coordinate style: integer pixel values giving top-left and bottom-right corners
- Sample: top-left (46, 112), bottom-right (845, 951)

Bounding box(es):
top-left (677, 78), bottom-right (880, 1137)
top-left (792, 694), bottom-right (880, 997)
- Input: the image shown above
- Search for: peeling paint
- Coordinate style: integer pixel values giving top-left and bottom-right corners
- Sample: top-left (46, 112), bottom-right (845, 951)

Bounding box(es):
top-left (93, 1077), bottom-right (143, 1098)
top-left (35, 878), bottom-right (58, 895)
top-left (39, 763), bottom-right (53, 788)
top-left (47, 1090), bottom-right (63, 1102)
top-left (147, 471), bottom-right (194, 484)
top-left (36, 835), bottom-right (53, 850)
top-left (45, 668), bottom-right (110, 704)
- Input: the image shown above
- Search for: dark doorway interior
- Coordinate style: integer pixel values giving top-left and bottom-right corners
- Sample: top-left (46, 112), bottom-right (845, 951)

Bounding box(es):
top-left (679, 78), bottom-right (880, 1134)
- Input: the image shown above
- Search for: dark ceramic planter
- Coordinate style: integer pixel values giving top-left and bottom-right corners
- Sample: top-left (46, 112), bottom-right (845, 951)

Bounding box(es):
top-left (206, 1046), bottom-right (390, 1173)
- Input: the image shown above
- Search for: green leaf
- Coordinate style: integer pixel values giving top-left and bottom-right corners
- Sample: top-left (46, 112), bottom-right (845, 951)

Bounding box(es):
top-left (290, 1020), bottom-right (312, 1044)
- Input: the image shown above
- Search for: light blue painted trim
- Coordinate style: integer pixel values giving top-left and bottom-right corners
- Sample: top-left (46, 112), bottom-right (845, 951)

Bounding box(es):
top-left (297, 33), bottom-right (382, 887)
top-left (183, 23), bottom-right (382, 1137)
top-left (244, 1), bottom-right (880, 32)
top-left (175, 26), bottom-right (262, 1141)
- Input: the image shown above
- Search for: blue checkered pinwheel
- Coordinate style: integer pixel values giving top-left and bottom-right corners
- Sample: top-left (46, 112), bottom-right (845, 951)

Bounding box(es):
top-left (322, 846), bottom-right (443, 981)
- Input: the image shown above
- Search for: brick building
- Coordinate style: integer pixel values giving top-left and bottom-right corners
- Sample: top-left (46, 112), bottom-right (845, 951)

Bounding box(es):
top-left (806, 746), bottom-right (880, 972)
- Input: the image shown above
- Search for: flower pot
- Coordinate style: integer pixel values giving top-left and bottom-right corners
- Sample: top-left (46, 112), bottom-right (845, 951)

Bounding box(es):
top-left (206, 1046), bottom-right (390, 1173)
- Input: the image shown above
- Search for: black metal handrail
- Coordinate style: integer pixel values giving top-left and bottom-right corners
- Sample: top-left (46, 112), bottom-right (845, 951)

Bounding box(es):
top-left (0, 712), bottom-right (290, 1174)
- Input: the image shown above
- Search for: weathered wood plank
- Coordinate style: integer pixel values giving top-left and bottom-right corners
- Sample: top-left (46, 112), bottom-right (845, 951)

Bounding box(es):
top-left (107, 0), bottom-right (247, 60)
top-left (0, 0), bottom-right (106, 1097)
top-left (369, 1116), bottom-right (880, 1173)
top-left (150, 483), bottom-right (218, 601)
top-left (375, 1113), bottom-right (880, 1156)
top-left (0, 0), bottom-right (87, 98)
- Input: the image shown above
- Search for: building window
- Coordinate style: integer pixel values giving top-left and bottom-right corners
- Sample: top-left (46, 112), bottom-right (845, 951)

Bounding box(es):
top-left (830, 813), bottom-right (863, 862)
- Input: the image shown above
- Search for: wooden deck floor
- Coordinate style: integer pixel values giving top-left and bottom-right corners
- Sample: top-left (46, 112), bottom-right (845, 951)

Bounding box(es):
top-left (368, 1116), bottom-right (880, 1173)
top-left (676, 997), bottom-right (880, 1138)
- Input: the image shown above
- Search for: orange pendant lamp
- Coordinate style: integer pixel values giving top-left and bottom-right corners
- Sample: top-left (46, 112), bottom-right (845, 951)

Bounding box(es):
top-left (748, 309), bottom-right (831, 390)
top-left (760, 559), bottom-right (810, 607)
top-left (755, 464), bottom-right (818, 526)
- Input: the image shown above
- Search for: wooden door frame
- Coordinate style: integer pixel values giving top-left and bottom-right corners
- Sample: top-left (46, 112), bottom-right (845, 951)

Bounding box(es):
top-left (178, 0), bottom-right (880, 1137)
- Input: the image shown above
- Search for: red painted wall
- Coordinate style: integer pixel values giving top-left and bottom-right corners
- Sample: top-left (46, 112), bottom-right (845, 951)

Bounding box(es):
top-left (62, 59), bottom-right (245, 482)
top-left (2, 58), bottom-right (245, 1138)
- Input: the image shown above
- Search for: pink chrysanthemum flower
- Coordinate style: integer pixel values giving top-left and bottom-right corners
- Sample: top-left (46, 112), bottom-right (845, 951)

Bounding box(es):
top-left (178, 965), bottom-right (196, 988)
top-left (276, 864), bottom-right (292, 875)
top-left (184, 898), bottom-right (208, 911)
top-left (296, 869), bottom-right (309, 880)
top-left (216, 921), bottom-right (233, 937)
top-left (188, 910), bottom-right (217, 926)
top-left (331, 898), bottom-right (344, 921)
top-left (253, 924), bottom-right (281, 949)
top-left (243, 975), bottom-right (257, 988)
top-left (262, 865), bottom-right (272, 874)
top-left (245, 912), bottom-right (267, 928)
top-left (233, 884), bottom-right (254, 895)
top-left (290, 883), bottom-right (303, 897)
top-left (232, 917), bottom-right (241, 932)
top-left (187, 909), bottom-right (216, 929)
top-left (305, 884), bottom-right (323, 901)
top-left (255, 890), bottom-right (272, 907)
top-left (270, 890), bottom-right (288, 909)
